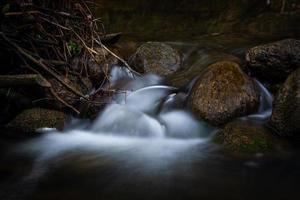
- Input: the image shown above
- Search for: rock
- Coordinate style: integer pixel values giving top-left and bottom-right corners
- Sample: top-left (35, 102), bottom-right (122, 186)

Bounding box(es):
top-left (246, 39), bottom-right (300, 83)
top-left (269, 69), bottom-right (300, 136)
top-left (99, 32), bottom-right (122, 45)
top-left (111, 41), bottom-right (138, 61)
top-left (6, 108), bottom-right (67, 133)
top-left (189, 61), bottom-right (260, 126)
top-left (71, 47), bottom-right (118, 87)
top-left (167, 48), bottom-right (242, 87)
top-left (214, 121), bottom-right (287, 153)
top-left (130, 42), bottom-right (181, 76)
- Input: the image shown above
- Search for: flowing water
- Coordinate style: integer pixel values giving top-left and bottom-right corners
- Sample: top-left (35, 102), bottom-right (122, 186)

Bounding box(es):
top-left (1, 47), bottom-right (300, 199)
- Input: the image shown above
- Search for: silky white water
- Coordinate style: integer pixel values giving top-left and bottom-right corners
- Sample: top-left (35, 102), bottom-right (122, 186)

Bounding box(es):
top-left (18, 66), bottom-right (273, 166)
top-left (17, 66), bottom-right (215, 175)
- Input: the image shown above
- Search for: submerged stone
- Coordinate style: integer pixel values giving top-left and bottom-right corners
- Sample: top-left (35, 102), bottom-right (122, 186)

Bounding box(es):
top-left (189, 61), bottom-right (260, 126)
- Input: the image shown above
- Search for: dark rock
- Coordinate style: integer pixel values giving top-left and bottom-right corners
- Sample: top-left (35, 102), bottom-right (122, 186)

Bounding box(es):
top-left (246, 39), bottom-right (300, 83)
top-left (189, 61), bottom-right (260, 126)
top-left (130, 42), bottom-right (181, 76)
top-left (167, 48), bottom-right (242, 87)
top-left (214, 121), bottom-right (287, 153)
top-left (111, 41), bottom-right (138, 61)
top-left (6, 108), bottom-right (67, 133)
top-left (100, 32), bottom-right (122, 45)
top-left (269, 68), bottom-right (300, 136)
top-left (70, 47), bottom-right (118, 87)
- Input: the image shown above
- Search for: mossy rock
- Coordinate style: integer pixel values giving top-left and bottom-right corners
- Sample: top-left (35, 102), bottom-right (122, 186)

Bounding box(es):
top-left (246, 39), bottom-right (300, 83)
top-left (214, 121), bottom-right (287, 154)
top-left (6, 108), bottom-right (67, 133)
top-left (189, 61), bottom-right (260, 126)
top-left (130, 42), bottom-right (181, 76)
top-left (269, 68), bottom-right (300, 136)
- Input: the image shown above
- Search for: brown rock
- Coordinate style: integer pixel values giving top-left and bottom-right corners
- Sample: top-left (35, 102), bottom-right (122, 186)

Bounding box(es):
top-left (214, 121), bottom-right (287, 153)
top-left (246, 39), bottom-right (300, 83)
top-left (6, 108), bottom-right (68, 133)
top-left (130, 42), bottom-right (181, 76)
top-left (189, 61), bottom-right (260, 126)
top-left (269, 68), bottom-right (300, 136)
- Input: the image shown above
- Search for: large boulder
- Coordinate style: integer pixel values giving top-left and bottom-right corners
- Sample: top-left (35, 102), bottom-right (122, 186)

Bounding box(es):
top-left (130, 42), bottom-right (181, 76)
top-left (269, 69), bottom-right (300, 137)
top-left (214, 121), bottom-right (287, 153)
top-left (246, 39), bottom-right (300, 83)
top-left (6, 108), bottom-right (67, 133)
top-left (189, 61), bottom-right (260, 126)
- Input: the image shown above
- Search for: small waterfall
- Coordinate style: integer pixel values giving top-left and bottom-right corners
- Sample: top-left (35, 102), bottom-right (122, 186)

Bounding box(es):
top-left (124, 85), bottom-right (176, 113)
top-left (19, 66), bottom-right (272, 148)
top-left (12, 65), bottom-right (217, 189)
top-left (83, 65), bottom-right (214, 139)
top-left (91, 104), bottom-right (165, 138)
top-left (243, 79), bottom-right (273, 121)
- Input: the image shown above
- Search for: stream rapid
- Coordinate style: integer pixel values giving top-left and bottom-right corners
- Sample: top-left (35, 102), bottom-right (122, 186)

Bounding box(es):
top-left (1, 43), bottom-right (299, 200)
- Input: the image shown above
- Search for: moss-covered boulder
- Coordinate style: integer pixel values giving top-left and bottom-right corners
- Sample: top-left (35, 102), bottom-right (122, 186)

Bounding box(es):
top-left (6, 108), bottom-right (67, 133)
top-left (246, 39), bottom-right (300, 83)
top-left (214, 121), bottom-right (286, 153)
top-left (269, 68), bottom-right (300, 137)
top-left (130, 42), bottom-right (181, 76)
top-left (189, 61), bottom-right (260, 126)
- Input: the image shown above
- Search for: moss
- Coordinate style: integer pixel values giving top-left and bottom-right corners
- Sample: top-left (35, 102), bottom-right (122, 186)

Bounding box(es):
top-left (240, 136), bottom-right (269, 153)
top-left (212, 133), bottom-right (224, 144)
top-left (214, 121), bottom-right (286, 154)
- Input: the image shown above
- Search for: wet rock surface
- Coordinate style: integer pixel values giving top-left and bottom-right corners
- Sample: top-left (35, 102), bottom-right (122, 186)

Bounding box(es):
top-left (246, 39), bottom-right (300, 83)
top-left (269, 68), bottom-right (300, 137)
top-left (189, 61), bottom-right (260, 126)
top-left (214, 121), bottom-right (286, 153)
top-left (130, 42), bottom-right (181, 76)
top-left (6, 108), bottom-right (67, 133)
top-left (167, 47), bottom-right (242, 87)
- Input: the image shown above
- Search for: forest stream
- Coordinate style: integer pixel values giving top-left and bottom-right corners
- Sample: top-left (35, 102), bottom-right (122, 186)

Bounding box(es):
top-left (1, 42), bottom-right (300, 200)
top-left (1, 1), bottom-right (300, 200)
